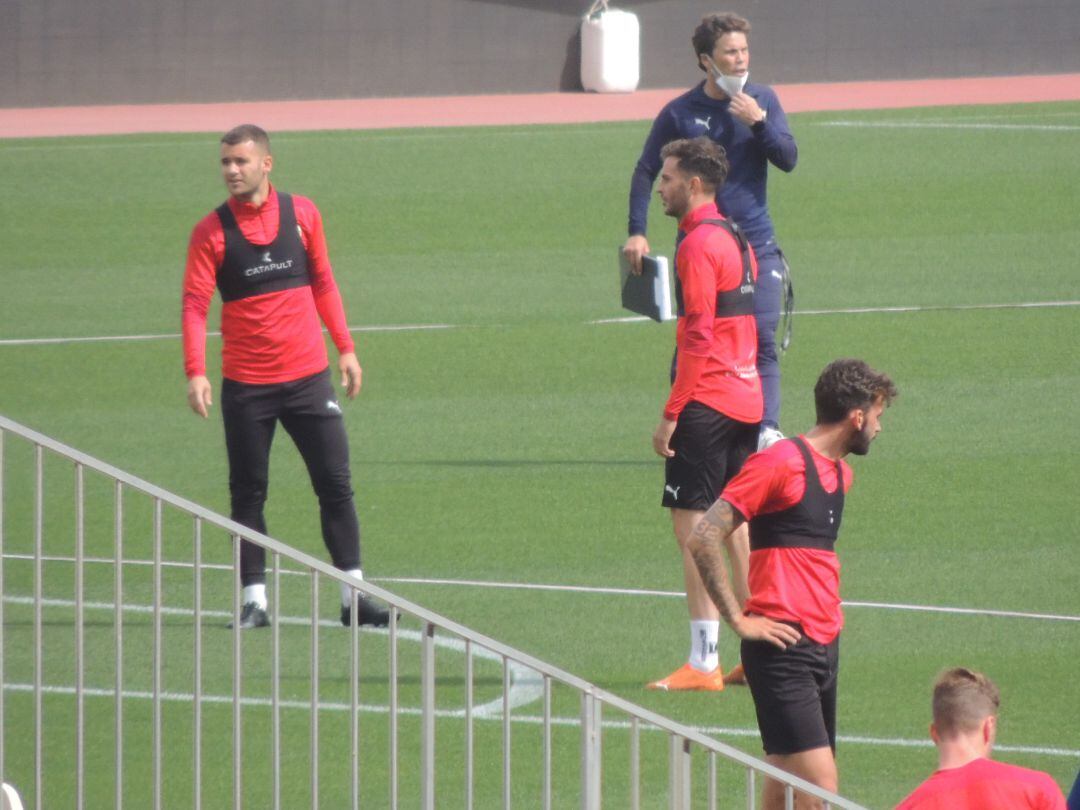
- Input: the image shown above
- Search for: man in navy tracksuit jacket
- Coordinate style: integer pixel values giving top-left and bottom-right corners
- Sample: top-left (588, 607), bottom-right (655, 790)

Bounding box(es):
top-left (624, 12), bottom-right (797, 447)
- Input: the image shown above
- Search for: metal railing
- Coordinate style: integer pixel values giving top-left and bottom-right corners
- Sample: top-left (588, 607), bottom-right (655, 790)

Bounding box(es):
top-left (0, 414), bottom-right (866, 809)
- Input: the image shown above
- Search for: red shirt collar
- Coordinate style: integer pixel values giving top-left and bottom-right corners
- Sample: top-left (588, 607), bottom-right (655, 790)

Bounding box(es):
top-left (226, 183), bottom-right (277, 216)
top-left (678, 200), bottom-right (722, 233)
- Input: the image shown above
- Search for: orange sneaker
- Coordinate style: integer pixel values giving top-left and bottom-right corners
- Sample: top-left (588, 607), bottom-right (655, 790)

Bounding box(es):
top-left (647, 663), bottom-right (725, 691)
top-left (722, 663), bottom-right (747, 686)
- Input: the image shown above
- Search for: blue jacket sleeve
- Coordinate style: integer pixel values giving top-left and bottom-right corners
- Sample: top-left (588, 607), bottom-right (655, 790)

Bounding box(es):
top-left (628, 106), bottom-right (681, 237)
top-left (755, 90), bottom-right (797, 173)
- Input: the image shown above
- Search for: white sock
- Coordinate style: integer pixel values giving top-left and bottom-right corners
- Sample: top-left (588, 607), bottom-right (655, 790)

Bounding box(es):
top-left (242, 584), bottom-right (267, 610)
top-left (341, 568), bottom-right (364, 608)
top-left (689, 620), bottom-right (720, 673)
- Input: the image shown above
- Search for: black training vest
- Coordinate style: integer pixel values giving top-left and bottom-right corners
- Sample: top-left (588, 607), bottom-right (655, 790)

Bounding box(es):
top-left (674, 218), bottom-right (755, 318)
top-left (215, 192), bottom-right (311, 303)
top-left (749, 437), bottom-right (846, 553)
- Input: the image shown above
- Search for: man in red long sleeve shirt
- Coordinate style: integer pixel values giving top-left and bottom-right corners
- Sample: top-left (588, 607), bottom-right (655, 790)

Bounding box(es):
top-left (182, 124), bottom-right (387, 629)
top-left (647, 136), bottom-right (762, 691)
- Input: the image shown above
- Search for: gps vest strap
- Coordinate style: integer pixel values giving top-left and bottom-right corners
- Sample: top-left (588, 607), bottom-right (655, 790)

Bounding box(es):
top-left (675, 217), bottom-right (756, 317)
top-left (215, 193), bottom-right (311, 303)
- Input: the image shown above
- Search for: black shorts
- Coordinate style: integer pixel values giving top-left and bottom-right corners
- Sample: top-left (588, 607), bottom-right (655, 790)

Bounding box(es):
top-left (741, 627), bottom-right (839, 756)
top-left (662, 402), bottom-right (758, 511)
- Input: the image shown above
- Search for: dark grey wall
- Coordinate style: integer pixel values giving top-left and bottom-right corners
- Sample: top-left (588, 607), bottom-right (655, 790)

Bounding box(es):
top-left (4, 0), bottom-right (1080, 107)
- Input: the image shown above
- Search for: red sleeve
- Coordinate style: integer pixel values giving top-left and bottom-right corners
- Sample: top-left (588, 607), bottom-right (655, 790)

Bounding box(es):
top-left (294, 196), bottom-right (355, 356)
top-left (675, 238), bottom-right (717, 356)
top-left (181, 213), bottom-right (224, 379)
top-left (721, 449), bottom-right (791, 522)
top-left (664, 352), bottom-right (706, 420)
top-left (663, 235), bottom-right (718, 419)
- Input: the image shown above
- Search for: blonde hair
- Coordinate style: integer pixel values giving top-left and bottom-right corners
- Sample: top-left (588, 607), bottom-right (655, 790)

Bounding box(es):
top-left (932, 667), bottom-right (1000, 737)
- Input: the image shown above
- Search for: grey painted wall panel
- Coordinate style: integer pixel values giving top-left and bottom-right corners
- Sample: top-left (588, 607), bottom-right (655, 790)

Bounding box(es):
top-left (3, 0), bottom-right (1079, 107)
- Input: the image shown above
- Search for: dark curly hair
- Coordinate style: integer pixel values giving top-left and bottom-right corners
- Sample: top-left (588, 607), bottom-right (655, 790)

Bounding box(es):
top-left (814, 359), bottom-right (898, 424)
top-left (659, 137), bottom-right (730, 192)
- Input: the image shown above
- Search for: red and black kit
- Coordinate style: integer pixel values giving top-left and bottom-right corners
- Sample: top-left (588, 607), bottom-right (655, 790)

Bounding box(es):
top-left (182, 187), bottom-right (361, 586)
top-left (721, 436), bottom-right (853, 756)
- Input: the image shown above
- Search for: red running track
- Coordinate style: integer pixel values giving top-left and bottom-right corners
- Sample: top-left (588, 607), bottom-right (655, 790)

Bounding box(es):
top-left (2, 74), bottom-right (1079, 139)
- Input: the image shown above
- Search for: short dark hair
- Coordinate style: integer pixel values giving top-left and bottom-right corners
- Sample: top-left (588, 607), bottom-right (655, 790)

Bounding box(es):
top-left (221, 124), bottom-right (271, 153)
top-left (659, 137), bottom-right (729, 192)
top-left (692, 12), bottom-right (751, 66)
top-left (932, 667), bottom-right (1000, 737)
top-left (814, 359), bottom-right (898, 424)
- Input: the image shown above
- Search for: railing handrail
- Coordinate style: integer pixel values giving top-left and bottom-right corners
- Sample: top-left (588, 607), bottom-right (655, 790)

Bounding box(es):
top-left (0, 413), bottom-right (867, 809)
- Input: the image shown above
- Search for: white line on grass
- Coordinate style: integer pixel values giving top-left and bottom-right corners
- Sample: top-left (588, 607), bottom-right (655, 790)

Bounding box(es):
top-left (815, 120), bottom-right (1080, 132)
top-left (4, 555), bottom-right (1078, 623)
top-left (2, 682), bottom-right (1073, 759)
top-left (589, 299), bottom-right (1080, 325)
top-left (0, 594), bottom-right (543, 718)
top-left (376, 576), bottom-right (1080, 623)
top-left (4, 300), bottom-right (1077, 346)
top-left (0, 322), bottom-right (458, 347)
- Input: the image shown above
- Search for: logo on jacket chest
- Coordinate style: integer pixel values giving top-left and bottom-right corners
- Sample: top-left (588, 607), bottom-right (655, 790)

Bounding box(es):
top-left (686, 115), bottom-right (720, 137)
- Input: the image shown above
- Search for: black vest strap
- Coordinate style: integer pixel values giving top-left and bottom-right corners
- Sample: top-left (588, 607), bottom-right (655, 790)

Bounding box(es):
top-left (749, 437), bottom-right (846, 552)
top-left (674, 218), bottom-right (755, 317)
top-left (215, 192), bottom-right (311, 303)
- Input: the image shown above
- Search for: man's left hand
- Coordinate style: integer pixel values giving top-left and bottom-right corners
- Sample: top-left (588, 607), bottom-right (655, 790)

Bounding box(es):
top-left (728, 93), bottom-right (765, 128)
top-left (339, 352), bottom-right (362, 399)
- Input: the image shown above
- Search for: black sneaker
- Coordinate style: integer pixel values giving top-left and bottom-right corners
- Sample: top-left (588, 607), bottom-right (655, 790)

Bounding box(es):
top-left (228, 601), bottom-right (270, 630)
top-left (340, 595), bottom-right (391, 627)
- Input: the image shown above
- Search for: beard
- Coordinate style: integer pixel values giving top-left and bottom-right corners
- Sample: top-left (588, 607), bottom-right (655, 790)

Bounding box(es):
top-left (847, 422), bottom-right (875, 456)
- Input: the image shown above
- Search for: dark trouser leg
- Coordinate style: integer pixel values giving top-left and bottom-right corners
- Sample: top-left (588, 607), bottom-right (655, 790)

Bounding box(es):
top-left (754, 249), bottom-right (784, 429)
top-left (281, 397), bottom-right (362, 573)
top-left (221, 379), bottom-right (278, 587)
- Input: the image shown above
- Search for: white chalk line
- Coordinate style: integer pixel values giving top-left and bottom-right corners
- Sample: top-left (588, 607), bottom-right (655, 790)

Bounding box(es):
top-left (815, 120), bottom-right (1080, 132)
top-left (589, 299), bottom-right (1080, 325)
top-left (0, 322), bottom-right (457, 348)
top-left (4, 554), bottom-right (1077, 623)
top-left (4, 299), bottom-right (1077, 346)
top-left (2, 596), bottom-right (1075, 758)
top-left (0, 594), bottom-right (542, 719)
top-left (1, 683), bottom-right (1075, 759)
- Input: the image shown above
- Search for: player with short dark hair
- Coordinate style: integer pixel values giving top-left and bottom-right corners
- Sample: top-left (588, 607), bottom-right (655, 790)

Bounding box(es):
top-left (182, 124), bottom-right (388, 629)
top-left (686, 358), bottom-right (896, 808)
top-left (623, 11), bottom-right (797, 451)
top-left (646, 136), bottom-right (762, 692)
top-left (895, 667), bottom-right (1066, 809)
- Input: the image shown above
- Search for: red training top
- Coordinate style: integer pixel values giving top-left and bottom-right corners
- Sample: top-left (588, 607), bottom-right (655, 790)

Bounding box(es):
top-left (894, 757), bottom-right (1066, 810)
top-left (182, 186), bottom-right (354, 384)
top-left (664, 202), bottom-right (762, 424)
top-left (721, 437), bottom-right (853, 644)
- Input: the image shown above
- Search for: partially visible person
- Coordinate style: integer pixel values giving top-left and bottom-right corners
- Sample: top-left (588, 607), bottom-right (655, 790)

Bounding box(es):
top-left (687, 358), bottom-right (897, 808)
top-left (895, 667), bottom-right (1066, 810)
top-left (182, 124), bottom-right (388, 630)
top-left (646, 136), bottom-right (761, 691)
top-left (623, 12), bottom-right (796, 449)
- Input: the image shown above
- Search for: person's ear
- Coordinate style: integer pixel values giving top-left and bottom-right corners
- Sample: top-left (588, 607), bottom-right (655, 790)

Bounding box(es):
top-left (850, 408), bottom-right (865, 431)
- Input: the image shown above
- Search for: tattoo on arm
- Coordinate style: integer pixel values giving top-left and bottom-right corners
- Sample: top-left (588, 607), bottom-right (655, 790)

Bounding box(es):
top-left (688, 500), bottom-right (746, 627)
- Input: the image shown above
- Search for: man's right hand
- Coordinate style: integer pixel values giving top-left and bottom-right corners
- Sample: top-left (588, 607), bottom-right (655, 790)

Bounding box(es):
top-left (187, 375), bottom-right (213, 418)
top-left (621, 234), bottom-right (651, 275)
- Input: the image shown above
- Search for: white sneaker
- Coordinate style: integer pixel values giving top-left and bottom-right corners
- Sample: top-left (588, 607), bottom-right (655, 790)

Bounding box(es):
top-left (758, 426), bottom-right (785, 451)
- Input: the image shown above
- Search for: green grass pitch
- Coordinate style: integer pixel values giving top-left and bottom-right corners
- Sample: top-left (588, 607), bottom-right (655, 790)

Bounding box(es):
top-left (0, 101), bottom-right (1078, 808)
